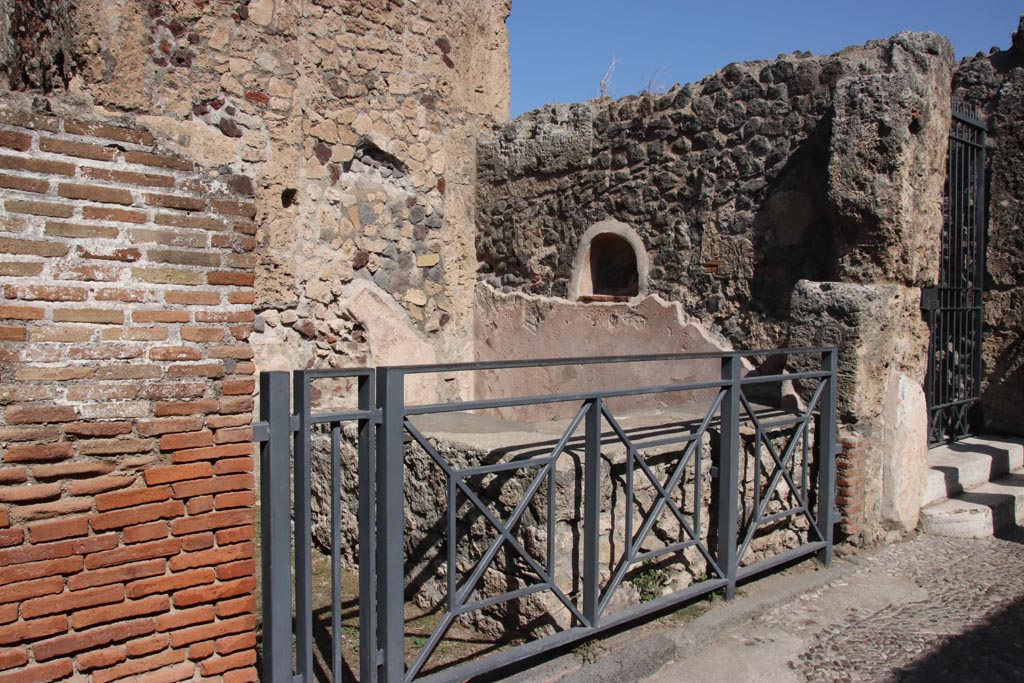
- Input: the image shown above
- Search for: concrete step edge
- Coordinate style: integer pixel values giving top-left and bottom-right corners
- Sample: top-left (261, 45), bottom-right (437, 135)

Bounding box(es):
top-left (919, 471), bottom-right (1024, 538)
top-left (921, 436), bottom-right (1024, 507)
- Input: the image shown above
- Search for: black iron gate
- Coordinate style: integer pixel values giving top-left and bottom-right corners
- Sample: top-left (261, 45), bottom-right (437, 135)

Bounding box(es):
top-left (924, 102), bottom-right (986, 446)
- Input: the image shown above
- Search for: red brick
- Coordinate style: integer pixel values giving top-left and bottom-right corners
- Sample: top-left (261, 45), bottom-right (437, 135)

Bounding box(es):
top-left (180, 532), bottom-right (214, 552)
top-left (124, 521), bottom-right (169, 544)
top-left (169, 613), bottom-right (254, 648)
top-left (96, 485), bottom-right (170, 512)
top-left (85, 538), bottom-right (181, 570)
top-left (0, 646), bottom-right (28, 671)
top-left (207, 271), bottom-right (255, 287)
top-left (0, 556), bottom-right (82, 587)
top-left (200, 648), bottom-right (257, 677)
top-left (11, 496), bottom-right (93, 522)
top-left (0, 326), bottom-right (24, 341)
top-left (65, 385), bottom-right (137, 402)
top-left (154, 212), bottom-right (225, 231)
top-left (169, 510), bottom-right (251, 538)
top-left (157, 605), bottom-right (217, 636)
top-left (228, 291), bottom-right (256, 305)
top-left (160, 430), bottom-right (214, 452)
top-left (77, 645), bottom-right (127, 671)
top-left (216, 491), bottom-right (255, 511)
top-left (129, 308), bottom-right (190, 323)
top-left (206, 414), bottom-right (250, 430)
top-left (70, 475), bottom-right (134, 497)
top-left (219, 395), bottom-right (254, 414)
top-left (2, 442), bottom-right (73, 463)
top-left (3, 404), bottom-right (78, 424)
top-left (216, 630), bottom-right (256, 656)
top-left (0, 482), bottom-right (60, 504)
top-left (0, 385), bottom-right (55, 404)
top-left (188, 639), bottom-right (215, 660)
top-left (167, 363), bottom-right (225, 378)
top-left (0, 262), bottom-right (43, 277)
top-left (173, 442), bottom-right (253, 464)
top-left (0, 468), bottom-right (26, 485)
top-left (125, 632), bottom-right (169, 657)
top-left (174, 577), bottom-right (253, 610)
top-left (54, 263), bottom-right (124, 282)
top-left (94, 365), bottom-right (162, 381)
top-left (0, 534), bottom-right (118, 567)
top-left (171, 474), bottom-right (252, 501)
top-left (0, 658), bottom-right (73, 683)
top-left (73, 594), bottom-right (169, 629)
top-left (91, 501), bottom-right (184, 531)
top-left (154, 399), bottom-right (218, 417)
top-left (0, 529), bottom-right (22, 548)
top-left (0, 576), bottom-right (63, 605)
top-left (76, 438), bottom-right (154, 456)
top-left (52, 308), bottom-right (124, 324)
top-left (164, 290), bottom-right (220, 305)
top-left (214, 457), bottom-right (254, 475)
top-left (31, 325), bottom-right (95, 343)
top-left (91, 647), bottom-right (187, 683)
top-left (215, 593), bottom-right (256, 619)
top-left (123, 150), bottom-right (193, 171)
top-left (0, 154), bottom-right (73, 176)
top-left (65, 120), bottom-right (153, 145)
top-left (67, 560), bottom-right (166, 592)
top-left (23, 584), bottom-right (125, 619)
top-left (0, 173), bottom-right (48, 193)
top-left (135, 418), bottom-right (202, 438)
top-left (215, 561), bottom-right (254, 581)
top-left (0, 131), bottom-right (31, 152)
top-left (0, 305), bottom-right (44, 320)
top-left (5, 285), bottom-right (91, 304)
top-left (0, 236), bottom-right (68, 256)
top-left (149, 346), bottom-right (203, 361)
top-left (144, 193), bottom-right (205, 212)
top-left (140, 382), bottom-right (206, 401)
top-left (34, 617), bottom-right (157, 661)
top-left (179, 327), bottom-right (227, 344)
top-left (82, 205), bottom-right (147, 223)
top-left (186, 496), bottom-right (214, 515)
top-left (28, 516), bottom-right (90, 542)
top-left (169, 541), bottom-right (252, 572)
top-left (211, 199), bottom-right (256, 218)
top-left (0, 604), bottom-right (14, 625)
top-left (0, 614), bottom-right (67, 645)
top-left (214, 426), bottom-right (253, 444)
top-left (220, 379), bottom-right (256, 397)
top-left (39, 136), bottom-right (118, 160)
top-left (147, 467), bottom-right (215, 494)
top-left (224, 666), bottom-right (259, 683)
top-left (44, 220), bottom-right (119, 239)
top-left (58, 182), bottom-right (134, 205)
top-left (3, 199), bottom-right (73, 218)
top-left (0, 509), bottom-right (7, 529)
top-left (128, 567), bottom-right (214, 600)
top-left (15, 366), bottom-right (92, 381)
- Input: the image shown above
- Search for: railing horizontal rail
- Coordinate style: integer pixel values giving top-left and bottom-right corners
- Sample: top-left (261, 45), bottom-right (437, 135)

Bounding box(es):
top-left (257, 347), bottom-right (839, 683)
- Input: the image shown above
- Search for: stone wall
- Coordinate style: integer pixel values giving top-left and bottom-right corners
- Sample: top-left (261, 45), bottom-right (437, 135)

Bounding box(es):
top-left (952, 19), bottom-right (1024, 436)
top-left (0, 103), bottom-right (257, 681)
top-left (476, 32), bottom-right (955, 543)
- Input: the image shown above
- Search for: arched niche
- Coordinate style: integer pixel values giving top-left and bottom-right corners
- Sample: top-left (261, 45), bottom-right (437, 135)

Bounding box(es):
top-left (569, 220), bottom-right (649, 301)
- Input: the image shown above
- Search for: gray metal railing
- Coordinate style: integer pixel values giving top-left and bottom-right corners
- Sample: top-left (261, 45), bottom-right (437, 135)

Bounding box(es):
top-left (255, 349), bottom-right (839, 683)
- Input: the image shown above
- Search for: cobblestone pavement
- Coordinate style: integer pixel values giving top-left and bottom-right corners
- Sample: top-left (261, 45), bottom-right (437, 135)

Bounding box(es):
top-left (790, 529), bottom-right (1024, 683)
top-left (642, 528), bottom-right (1024, 683)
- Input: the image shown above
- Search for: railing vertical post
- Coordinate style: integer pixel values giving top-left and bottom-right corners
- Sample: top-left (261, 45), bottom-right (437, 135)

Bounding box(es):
top-left (816, 349), bottom-right (839, 567)
top-left (377, 368), bottom-right (406, 683)
top-left (359, 373), bottom-right (378, 683)
top-left (259, 371), bottom-right (293, 683)
top-left (293, 371), bottom-right (313, 681)
top-left (582, 397), bottom-right (602, 627)
top-left (717, 355), bottom-right (740, 600)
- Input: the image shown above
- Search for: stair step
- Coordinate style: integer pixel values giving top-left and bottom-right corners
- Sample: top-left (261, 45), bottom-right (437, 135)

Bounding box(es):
top-left (919, 473), bottom-right (1024, 538)
top-left (919, 436), bottom-right (1024, 538)
top-left (921, 436), bottom-right (1024, 507)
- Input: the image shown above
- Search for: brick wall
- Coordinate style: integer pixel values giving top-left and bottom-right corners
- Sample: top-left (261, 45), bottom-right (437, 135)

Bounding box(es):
top-left (835, 432), bottom-right (867, 541)
top-left (0, 108), bottom-right (258, 682)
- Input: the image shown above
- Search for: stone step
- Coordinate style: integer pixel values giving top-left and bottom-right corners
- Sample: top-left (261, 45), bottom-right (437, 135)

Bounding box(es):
top-left (919, 436), bottom-right (1024, 538)
top-left (920, 436), bottom-right (1024, 507)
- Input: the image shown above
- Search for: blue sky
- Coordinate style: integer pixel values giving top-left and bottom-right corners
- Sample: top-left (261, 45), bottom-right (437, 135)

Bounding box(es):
top-left (509, 1), bottom-right (1023, 116)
